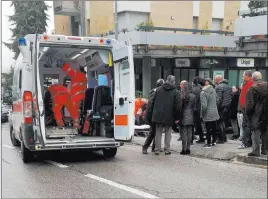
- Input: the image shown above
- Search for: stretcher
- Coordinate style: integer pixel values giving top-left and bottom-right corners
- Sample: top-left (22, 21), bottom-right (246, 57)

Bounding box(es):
top-left (134, 124), bottom-right (151, 137)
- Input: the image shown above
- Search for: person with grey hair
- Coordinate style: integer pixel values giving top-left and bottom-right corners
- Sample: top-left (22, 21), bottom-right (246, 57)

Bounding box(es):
top-left (246, 71), bottom-right (268, 156)
top-left (214, 75), bottom-right (232, 144)
top-left (146, 75), bottom-right (182, 155)
top-left (142, 78), bottom-right (165, 154)
top-left (238, 70), bottom-right (253, 149)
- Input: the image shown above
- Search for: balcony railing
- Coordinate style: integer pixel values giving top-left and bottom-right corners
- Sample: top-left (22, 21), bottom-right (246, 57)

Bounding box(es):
top-left (53, 1), bottom-right (80, 16)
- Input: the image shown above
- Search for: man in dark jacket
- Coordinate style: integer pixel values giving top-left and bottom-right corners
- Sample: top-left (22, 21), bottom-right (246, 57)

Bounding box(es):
top-left (146, 75), bottom-right (182, 155)
top-left (230, 86), bottom-right (240, 140)
top-left (192, 76), bottom-right (204, 143)
top-left (246, 72), bottom-right (268, 156)
top-left (215, 75), bottom-right (232, 143)
top-left (142, 79), bottom-right (165, 154)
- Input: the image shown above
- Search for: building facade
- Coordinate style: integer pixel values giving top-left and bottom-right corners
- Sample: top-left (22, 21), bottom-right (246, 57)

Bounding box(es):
top-left (54, 1), bottom-right (241, 36)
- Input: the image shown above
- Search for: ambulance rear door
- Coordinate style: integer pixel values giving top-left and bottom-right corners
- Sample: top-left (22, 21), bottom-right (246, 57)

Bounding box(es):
top-left (113, 39), bottom-right (135, 141)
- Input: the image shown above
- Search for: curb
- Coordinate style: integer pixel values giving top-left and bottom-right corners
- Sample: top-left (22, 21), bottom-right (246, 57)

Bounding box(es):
top-left (132, 139), bottom-right (238, 161)
top-left (131, 137), bottom-right (267, 166)
top-left (236, 154), bottom-right (268, 166)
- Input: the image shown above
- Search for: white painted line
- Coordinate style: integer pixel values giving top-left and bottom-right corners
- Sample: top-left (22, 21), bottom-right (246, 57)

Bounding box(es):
top-left (85, 173), bottom-right (159, 198)
top-left (45, 160), bottom-right (69, 168)
top-left (2, 145), bottom-right (15, 149)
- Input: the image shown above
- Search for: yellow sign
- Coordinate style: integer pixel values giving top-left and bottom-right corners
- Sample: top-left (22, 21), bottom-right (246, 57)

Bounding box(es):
top-left (108, 52), bottom-right (113, 67)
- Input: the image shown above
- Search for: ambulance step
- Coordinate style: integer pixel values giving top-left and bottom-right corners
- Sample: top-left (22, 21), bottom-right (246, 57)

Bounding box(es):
top-left (46, 127), bottom-right (78, 138)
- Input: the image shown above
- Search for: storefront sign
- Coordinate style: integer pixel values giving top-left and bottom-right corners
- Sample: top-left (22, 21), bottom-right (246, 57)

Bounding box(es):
top-left (175, 58), bottom-right (190, 67)
top-left (237, 58), bottom-right (254, 67)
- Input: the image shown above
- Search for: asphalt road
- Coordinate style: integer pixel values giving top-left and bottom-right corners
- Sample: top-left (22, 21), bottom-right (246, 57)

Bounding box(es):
top-left (1, 123), bottom-right (267, 198)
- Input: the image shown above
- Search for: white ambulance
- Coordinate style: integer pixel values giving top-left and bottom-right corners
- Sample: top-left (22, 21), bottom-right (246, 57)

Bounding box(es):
top-left (9, 34), bottom-right (135, 163)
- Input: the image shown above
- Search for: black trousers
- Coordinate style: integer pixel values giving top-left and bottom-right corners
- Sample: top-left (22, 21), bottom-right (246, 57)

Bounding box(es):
top-left (205, 121), bottom-right (217, 145)
top-left (218, 109), bottom-right (228, 141)
top-left (143, 123), bottom-right (156, 151)
top-left (194, 111), bottom-right (204, 141)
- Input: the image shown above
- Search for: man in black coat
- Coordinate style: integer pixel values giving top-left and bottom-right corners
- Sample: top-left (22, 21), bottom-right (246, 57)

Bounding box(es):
top-left (146, 75), bottom-right (182, 155)
top-left (230, 86), bottom-right (240, 140)
top-left (192, 76), bottom-right (204, 143)
top-left (214, 75), bottom-right (232, 143)
top-left (142, 79), bottom-right (165, 154)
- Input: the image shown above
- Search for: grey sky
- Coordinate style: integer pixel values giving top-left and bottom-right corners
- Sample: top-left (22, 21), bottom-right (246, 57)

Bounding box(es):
top-left (1, 1), bottom-right (249, 73)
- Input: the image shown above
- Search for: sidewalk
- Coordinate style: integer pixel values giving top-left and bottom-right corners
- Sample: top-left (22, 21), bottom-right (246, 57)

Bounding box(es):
top-left (132, 133), bottom-right (268, 166)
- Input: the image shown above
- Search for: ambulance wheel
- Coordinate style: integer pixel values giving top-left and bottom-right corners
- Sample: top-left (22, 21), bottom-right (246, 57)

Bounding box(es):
top-left (102, 148), bottom-right (117, 158)
top-left (21, 141), bottom-right (33, 163)
top-left (10, 126), bottom-right (20, 146)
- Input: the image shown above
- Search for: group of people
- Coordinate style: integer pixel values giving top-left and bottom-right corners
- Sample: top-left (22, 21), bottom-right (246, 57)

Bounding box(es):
top-left (142, 70), bottom-right (267, 157)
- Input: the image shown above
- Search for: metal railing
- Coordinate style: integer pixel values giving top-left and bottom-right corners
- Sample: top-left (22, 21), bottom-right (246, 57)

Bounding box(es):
top-left (136, 26), bottom-right (234, 35)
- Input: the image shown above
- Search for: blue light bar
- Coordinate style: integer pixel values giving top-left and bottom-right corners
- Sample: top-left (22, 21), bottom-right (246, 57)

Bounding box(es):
top-left (106, 39), bottom-right (111, 45)
top-left (18, 38), bottom-right (26, 46)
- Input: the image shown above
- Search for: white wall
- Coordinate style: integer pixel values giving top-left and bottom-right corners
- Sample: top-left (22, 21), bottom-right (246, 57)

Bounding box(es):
top-left (212, 1), bottom-right (224, 19)
top-left (85, 1), bottom-right (90, 19)
top-left (118, 11), bottom-right (149, 31)
top-left (116, 1), bottom-right (151, 13)
top-left (193, 1), bottom-right (200, 17)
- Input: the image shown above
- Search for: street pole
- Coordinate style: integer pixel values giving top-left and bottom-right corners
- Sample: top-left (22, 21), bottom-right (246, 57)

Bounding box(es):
top-left (80, 0), bottom-right (86, 36)
top-left (114, 0), bottom-right (118, 40)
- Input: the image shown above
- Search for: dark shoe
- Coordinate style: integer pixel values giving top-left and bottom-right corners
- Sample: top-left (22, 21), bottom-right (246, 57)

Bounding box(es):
top-left (212, 143), bottom-right (216, 147)
top-left (196, 139), bottom-right (205, 144)
top-left (180, 150), bottom-right (186, 155)
top-left (160, 149), bottom-right (164, 152)
top-left (203, 144), bottom-right (212, 148)
top-left (177, 137), bottom-right (182, 141)
top-left (261, 151), bottom-right (267, 155)
top-left (248, 152), bottom-right (260, 157)
top-left (230, 135), bottom-right (239, 140)
top-left (142, 148), bottom-right (148, 154)
top-left (155, 152), bottom-right (160, 155)
top-left (185, 150), bottom-right (190, 154)
top-left (165, 151), bottom-right (171, 155)
top-left (216, 140), bottom-right (225, 144)
top-left (151, 149), bottom-right (155, 152)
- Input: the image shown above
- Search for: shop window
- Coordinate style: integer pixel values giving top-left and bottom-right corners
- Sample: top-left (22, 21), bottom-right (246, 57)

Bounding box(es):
top-left (259, 70), bottom-right (268, 81)
top-left (228, 70), bottom-right (238, 87)
top-left (199, 70), bottom-right (210, 79)
top-left (181, 69), bottom-right (189, 82)
top-left (189, 69), bottom-right (196, 83)
top-left (174, 69), bottom-right (181, 83)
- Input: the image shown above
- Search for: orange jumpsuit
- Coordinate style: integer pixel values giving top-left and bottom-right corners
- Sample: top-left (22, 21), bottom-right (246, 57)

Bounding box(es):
top-left (62, 63), bottom-right (87, 128)
top-left (134, 98), bottom-right (147, 116)
top-left (48, 84), bottom-right (73, 127)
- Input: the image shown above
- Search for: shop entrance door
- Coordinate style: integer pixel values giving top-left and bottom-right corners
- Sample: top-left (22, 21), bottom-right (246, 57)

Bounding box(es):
top-left (174, 68), bottom-right (196, 83)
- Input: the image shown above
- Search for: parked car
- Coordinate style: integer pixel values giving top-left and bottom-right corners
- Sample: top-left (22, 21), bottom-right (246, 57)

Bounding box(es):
top-left (1, 106), bottom-right (9, 123)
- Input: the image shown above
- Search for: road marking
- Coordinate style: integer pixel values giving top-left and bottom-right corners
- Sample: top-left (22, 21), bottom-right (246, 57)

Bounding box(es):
top-left (85, 173), bottom-right (159, 198)
top-left (45, 160), bottom-right (69, 168)
top-left (2, 145), bottom-right (15, 149)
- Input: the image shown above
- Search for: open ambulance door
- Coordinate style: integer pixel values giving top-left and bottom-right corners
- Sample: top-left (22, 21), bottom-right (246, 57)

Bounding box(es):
top-left (113, 39), bottom-right (135, 141)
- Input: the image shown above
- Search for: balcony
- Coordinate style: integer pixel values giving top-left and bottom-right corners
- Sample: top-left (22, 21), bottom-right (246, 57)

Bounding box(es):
top-left (53, 1), bottom-right (80, 16)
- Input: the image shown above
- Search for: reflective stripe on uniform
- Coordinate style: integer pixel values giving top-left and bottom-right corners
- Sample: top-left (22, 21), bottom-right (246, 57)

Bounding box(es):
top-left (71, 91), bottom-right (85, 99)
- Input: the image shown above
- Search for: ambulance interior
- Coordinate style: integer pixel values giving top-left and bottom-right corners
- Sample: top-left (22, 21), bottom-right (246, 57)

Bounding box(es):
top-left (38, 46), bottom-right (114, 139)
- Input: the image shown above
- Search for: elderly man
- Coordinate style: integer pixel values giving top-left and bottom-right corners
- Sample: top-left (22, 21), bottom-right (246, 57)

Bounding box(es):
top-left (142, 79), bottom-right (165, 154)
top-left (214, 75), bottom-right (232, 143)
top-left (146, 75), bottom-right (182, 155)
top-left (238, 70), bottom-right (253, 149)
top-left (246, 71), bottom-right (268, 156)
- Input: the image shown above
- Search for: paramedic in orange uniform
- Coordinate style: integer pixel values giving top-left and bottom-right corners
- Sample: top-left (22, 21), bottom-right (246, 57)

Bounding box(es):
top-left (61, 63), bottom-right (87, 128)
top-left (48, 84), bottom-right (73, 127)
top-left (135, 98), bottom-right (148, 116)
